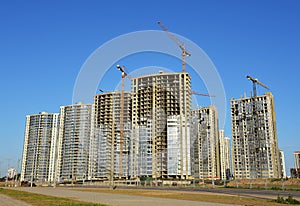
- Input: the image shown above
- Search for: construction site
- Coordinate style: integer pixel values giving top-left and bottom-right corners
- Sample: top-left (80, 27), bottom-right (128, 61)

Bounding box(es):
top-left (20, 21), bottom-right (283, 187)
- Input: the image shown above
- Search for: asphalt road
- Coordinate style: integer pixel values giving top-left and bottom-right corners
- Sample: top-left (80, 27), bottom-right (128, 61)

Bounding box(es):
top-left (11, 187), bottom-right (235, 206)
top-left (5, 186), bottom-right (300, 206)
top-left (108, 185), bottom-right (300, 200)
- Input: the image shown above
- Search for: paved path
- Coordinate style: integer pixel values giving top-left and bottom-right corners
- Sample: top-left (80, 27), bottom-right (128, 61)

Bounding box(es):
top-left (0, 193), bottom-right (31, 206)
top-left (11, 187), bottom-right (234, 206)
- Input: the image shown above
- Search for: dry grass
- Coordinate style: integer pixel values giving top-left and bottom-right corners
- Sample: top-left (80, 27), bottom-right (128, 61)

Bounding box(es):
top-left (0, 188), bottom-right (106, 206)
top-left (227, 178), bottom-right (300, 190)
top-left (75, 188), bottom-right (288, 206)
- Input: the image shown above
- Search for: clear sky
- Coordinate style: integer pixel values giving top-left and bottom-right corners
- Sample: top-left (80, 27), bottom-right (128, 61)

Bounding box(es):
top-left (0, 0), bottom-right (299, 176)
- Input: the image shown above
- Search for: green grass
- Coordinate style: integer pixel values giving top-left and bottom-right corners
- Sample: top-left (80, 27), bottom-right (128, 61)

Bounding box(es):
top-left (0, 188), bottom-right (106, 206)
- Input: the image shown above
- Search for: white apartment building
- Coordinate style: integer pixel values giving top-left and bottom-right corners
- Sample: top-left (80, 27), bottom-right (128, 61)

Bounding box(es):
top-left (57, 102), bottom-right (92, 182)
top-left (279, 150), bottom-right (286, 178)
top-left (219, 130), bottom-right (231, 180)
top-left (167, 116), bottom-right (191, 177)
top-left (21, 112), bottom-right (59, 183)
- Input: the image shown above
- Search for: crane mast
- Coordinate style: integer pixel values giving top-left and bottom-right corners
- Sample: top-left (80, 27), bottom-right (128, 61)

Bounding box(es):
top-left (116, 65), bottom-right (130, 179)
top-left (158, 21), bottom-right (191, 73)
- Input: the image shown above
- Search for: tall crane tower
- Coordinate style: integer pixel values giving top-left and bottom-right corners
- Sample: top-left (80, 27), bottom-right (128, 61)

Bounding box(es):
top-left (246, 75), bottom-right (270, 179)
top-left (158, 21), bottom-right (191, 73)
top-left (246, 75), bottom-right (270, 97)
top-left (116, 65), bottom-right (130, 179)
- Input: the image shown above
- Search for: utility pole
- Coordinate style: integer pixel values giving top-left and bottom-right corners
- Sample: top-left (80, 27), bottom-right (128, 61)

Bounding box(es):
top-left (14, 159), bottom-right (20, 187)
top-left (5, 159), bottom-right (11, 187)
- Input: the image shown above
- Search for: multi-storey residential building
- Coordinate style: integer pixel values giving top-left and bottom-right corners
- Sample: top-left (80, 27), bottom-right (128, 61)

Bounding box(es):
top-left (167, 116), bottom-right (191, 177)
top-left (21, 112), bottom-right (59, 183)
top-left (191, 106), bottom-right (220, 180)
top-left (219, 130), bottom-right (231, 180)
top-left (90, 91), bottom-right (131, 180)
top-left (231, 92), bottom-right (281, 179)
top-left (295, 151), bottom-right (300, 169)
top-left (279, 150), bottom-right (286, 178)
top-left (131, 71), bottom-right (191, 179)
top-left (57, 102), bottom-right (92, 182)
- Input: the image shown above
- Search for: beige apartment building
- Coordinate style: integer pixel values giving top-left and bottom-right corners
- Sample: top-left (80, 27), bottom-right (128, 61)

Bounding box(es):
top-left (191, 106), bottom-right (220, 180)
top-left (90, 91), bottom-right (131, 180)
top-left (231, 92), bottom-right (281, 179)
top-left (131, 71), bottom-right (191, 179)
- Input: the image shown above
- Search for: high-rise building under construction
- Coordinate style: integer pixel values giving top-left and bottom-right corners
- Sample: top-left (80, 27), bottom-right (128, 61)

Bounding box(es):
top-left (131, 71), bottom-right (191, 179)
top-left (231, 92), bottom-right (281, 179)
top-left (191, 106), bottom-right (220, 180)
top-left (90, 91), bottom-right (131, 180)
top-left (21, 112), bottom-right (59, 183)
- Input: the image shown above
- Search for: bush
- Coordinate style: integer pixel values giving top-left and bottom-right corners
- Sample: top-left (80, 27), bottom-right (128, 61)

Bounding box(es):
top-left (274, 195), bottom-right (300, 204)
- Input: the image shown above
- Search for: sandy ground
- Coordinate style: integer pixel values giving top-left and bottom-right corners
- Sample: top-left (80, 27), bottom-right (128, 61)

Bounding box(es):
top-left (11, 187), bottom-right (235, 206)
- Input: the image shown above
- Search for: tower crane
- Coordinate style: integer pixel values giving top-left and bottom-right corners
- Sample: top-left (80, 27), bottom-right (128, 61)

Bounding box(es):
top-left (191, 91), bottom-right (215, 97)
top-left (246, 75), bottom-right (270, 97)
top-left (116, 65), bottom-right (131, 178)
top-left (158, 21), bottom-right (191, 73)
top-left (99, 89), bottom-right (109, 93)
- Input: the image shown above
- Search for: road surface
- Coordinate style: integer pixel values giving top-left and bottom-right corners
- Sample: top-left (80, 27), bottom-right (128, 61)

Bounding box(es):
top-left (11, 187), bottom-right (235, 206)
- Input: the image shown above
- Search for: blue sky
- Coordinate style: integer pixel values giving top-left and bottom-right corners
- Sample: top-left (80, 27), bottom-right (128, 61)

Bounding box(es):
top-left (0, 0), bottom-right (299, 176)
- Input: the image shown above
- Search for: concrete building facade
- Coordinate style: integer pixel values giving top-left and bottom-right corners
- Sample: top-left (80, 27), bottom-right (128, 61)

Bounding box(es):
top-left (57, 103), bottom-right (92, 182)
top-left (21, 112), bottom-right (59, 183)
top-left (90, 92), bottom-right (131, 180)
top-left (167, 116), bottom-right (191, 177)
top-left (191, 106), bottom-right (220, 180)
top-left (231, 92), bottom-right (281, 179)
top-left (131, 71), bottom-right (191, 179)
top-left (294, 151), bottom-right (300, 169)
